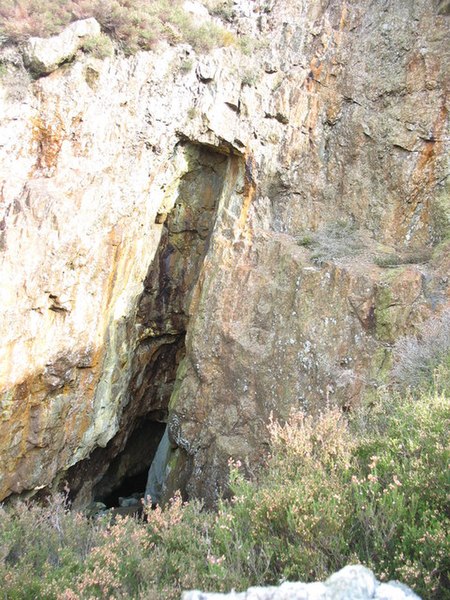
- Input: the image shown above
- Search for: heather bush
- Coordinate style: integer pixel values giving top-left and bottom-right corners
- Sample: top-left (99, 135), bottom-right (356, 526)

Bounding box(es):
top-left (1, 377), bottom-right (448, 598)
top-left (352, 390), bottom-right (450, 598)
top-left (0, 0), bottom-right (75, 43)
top-left (349, 388), bottom-right (450, 597)
top-left (81, 32), bottom-right (114, 58)
top-left (244, 409), bottom-right (355, 581)
top-left (0, 493), bottom-right (100, 599)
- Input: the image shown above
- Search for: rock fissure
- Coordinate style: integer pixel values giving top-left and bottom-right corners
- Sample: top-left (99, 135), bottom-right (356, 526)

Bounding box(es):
top-left (65, 144), bottom-right (240, 508)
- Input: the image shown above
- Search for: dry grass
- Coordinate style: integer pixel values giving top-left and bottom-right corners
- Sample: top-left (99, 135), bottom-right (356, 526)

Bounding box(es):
top-left (392, 308), bottom-right (450, 388)
top-left (297, 220), bottom-right (365, 265)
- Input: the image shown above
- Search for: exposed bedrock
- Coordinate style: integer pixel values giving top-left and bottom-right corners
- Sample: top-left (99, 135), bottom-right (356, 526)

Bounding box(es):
top-left (0, 0), bottom-right (449, 505)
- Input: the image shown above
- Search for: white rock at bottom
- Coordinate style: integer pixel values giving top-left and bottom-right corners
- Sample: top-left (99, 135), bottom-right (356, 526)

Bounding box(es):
top-left (182, 565), bottom-right (421, 600)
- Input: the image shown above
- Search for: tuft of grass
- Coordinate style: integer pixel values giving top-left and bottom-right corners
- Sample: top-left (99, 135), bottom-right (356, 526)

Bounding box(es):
top-left (81, 32), bottom-right (114, 58)
top-left (241, 67), bottom-right (259, 87)
top-left (179, 56), bottom-right (194, 73)
top-left (374, 248), bottom-right (432, 268)
top-left (203, 0), bottom-right (235, 21)
top-left (187, 106), bottom-right (197, 120)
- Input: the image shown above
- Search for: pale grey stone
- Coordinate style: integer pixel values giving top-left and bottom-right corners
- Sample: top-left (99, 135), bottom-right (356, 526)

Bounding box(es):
top-left (325, 565), bottom-right (377, 599)
top-left (375, 582), bottom-right (421, 600)
top-left (182, 566), bottom-right (421, 600)
top-left (118, 496), bottom-right (140, 507)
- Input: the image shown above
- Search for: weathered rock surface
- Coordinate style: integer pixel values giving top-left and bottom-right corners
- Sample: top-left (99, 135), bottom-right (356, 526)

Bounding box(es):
top-left (182, 565), bottom-right (421, 600)
top-left (0, 0), bottom-right (449, 505)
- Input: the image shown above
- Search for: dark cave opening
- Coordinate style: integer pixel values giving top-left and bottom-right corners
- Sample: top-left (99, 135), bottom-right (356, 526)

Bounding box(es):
top-left (92, 419), bottom-right (166, 507)
top-left (101, 468), bottom-right (148, 508)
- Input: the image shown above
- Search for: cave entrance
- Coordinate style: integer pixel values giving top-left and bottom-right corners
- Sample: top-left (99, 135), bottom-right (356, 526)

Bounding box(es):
top-left (92, 419), bottom-right (166, 507)
top-left (78, 143), bottom-right (234, 509)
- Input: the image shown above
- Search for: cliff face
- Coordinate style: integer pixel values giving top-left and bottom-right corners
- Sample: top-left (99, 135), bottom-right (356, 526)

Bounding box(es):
top-left (0, 0), bottom-right (449, 506)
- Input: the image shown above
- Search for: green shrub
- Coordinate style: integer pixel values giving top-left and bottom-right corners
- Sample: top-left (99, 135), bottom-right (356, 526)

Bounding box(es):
top-left (179, 57), bottom-right (194, 73)
top-left (0, 493), bottom-right (99, 599)
top-left (350, 389), bottom-right (450, 597)
top-left (207, 386), bottom-right (449, 597)
top-left (241, 68), bottom-right (259, 87)
top-left (81, 32), bottom-right (113, 58)
top-left (0, 0), bottom-right (74, 43)
top-left (203, 0), bottom-right (234, 21)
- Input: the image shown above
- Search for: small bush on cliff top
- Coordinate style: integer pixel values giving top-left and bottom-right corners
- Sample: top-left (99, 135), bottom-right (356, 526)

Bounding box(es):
top-left (81, 32), bottom-right (114, 58)
top-left (0, 0), bottom-right (235, 54)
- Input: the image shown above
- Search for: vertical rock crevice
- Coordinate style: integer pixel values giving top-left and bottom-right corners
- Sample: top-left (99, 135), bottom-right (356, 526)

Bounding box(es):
top-left (68, 143), bottom-right (237, 507)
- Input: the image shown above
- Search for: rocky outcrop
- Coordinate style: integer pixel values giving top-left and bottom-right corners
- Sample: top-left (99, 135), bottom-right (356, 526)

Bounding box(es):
top-left (22, 18), bottom-right (101, 76)
top-left (0, 0), bottom-right (449, 506)
top-left (182, 565), bottom-right (421, 600)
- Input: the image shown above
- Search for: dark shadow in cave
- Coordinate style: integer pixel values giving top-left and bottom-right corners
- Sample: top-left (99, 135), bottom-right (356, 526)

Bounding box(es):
top-left (93, 419), bottom-right (166, 507)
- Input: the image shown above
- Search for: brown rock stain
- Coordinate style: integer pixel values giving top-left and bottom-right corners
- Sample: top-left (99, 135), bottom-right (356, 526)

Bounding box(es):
top-left (31, 112), bottom-right (65, 173)
top-left (395, 102), bottom-right (448, 244)
top-left (406, 51), bottom-right (426, 93)
top-left (0, 343), bottom-right (104, 500)
top-left (234, 154), bottom-right (254, 241)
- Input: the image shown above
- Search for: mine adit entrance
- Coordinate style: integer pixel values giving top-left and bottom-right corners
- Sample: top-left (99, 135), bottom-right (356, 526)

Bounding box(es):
top-left (66, 143), bottom-right (236, 509)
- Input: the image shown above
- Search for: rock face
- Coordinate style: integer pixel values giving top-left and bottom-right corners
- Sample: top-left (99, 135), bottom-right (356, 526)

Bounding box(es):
top-left (182, 565), bottom-right (421, 600)
top-left (0, 1), bottom-right (449, 506)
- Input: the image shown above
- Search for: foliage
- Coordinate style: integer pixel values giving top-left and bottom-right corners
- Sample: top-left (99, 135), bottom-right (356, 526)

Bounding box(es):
top-left (208, 410), bottom-right (355, 589)
top-left (0, 0), bottom-right (77, 42)
top-left (1, 372), bottom-right (449, 598)
top-left (179, 56), bottom-right (194, 73)
top-left (0, 0), bottom-right (235, 55)
top-left (350, 389), bottom-right (450, 597)
top-left (0, 493), bottom-right (100, 599)
top-left (203, 0), bottom-right (234, 21)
